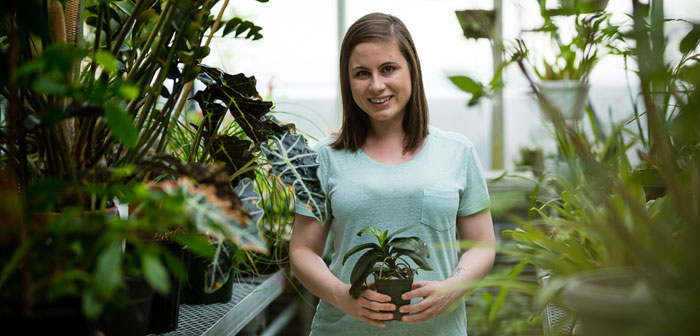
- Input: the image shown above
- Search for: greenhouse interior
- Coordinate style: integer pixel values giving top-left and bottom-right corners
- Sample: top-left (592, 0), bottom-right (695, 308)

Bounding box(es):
top-left (1, 0), bottom-right (699, 335)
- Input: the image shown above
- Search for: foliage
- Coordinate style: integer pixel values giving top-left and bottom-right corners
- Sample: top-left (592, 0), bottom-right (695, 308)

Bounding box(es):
top-left (474, 2), bottom-right (700, 334)
top-left (0, 0), bottom-right (274, 316)
top-left (342, 225), bottom-right (432, 299)
top-left (261, 131), bottom-right (329, 224)
top-left (466, 285), bottom-right (540, 336)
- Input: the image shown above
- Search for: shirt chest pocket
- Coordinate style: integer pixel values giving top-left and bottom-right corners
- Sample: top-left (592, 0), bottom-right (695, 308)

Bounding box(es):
top-left (421, 188), bottom-right (460, 231)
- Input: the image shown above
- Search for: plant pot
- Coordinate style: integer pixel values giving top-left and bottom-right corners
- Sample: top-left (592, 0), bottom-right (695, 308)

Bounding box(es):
top-left (99, 276), bottom-right (155, 336)
top-left (0, 300), bottom-right (98, 335)
top-left (559, 0), bottom-right (609, 13)
top-left (180, 250), bottom-right (234, 304)
top-left (558, 268), bottom-right (659, 336)
top-left (545, 0), bottom-right (609, 16)
top-left (147, 241), bottom-right (184, 333)
top-left (455, 9), bottom-right (496, 40)
top-left (536, 80), bottom-right (589, 121)
top-left (374, 276), bottom-right (413, 321)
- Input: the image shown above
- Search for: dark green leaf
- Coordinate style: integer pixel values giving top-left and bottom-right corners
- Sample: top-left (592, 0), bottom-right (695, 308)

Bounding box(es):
top-left (449, 75), bottom-right (484, 94)
top-left (386, 224), bottom-right (421, 240)
top-left (261, 131), bottom-right (328, 224)
top-left (94, 243), bottom-right (123, 296)
top-left (173, 233), bottom-right (215, 258)
top-left (204, 240), bottom-right (236, 293)
top-left (343, 242), bottom-right (381, 265)
top-left (395, 250), bottom-right (433, 271)
top-left (680, 24), bottom-right (700, 54)
top-left (142, 252), bottom-right (170, 295)
top-left (234, 178), bottom-right (264, 226)
top-left (104, 103), bottom-right (138, 147)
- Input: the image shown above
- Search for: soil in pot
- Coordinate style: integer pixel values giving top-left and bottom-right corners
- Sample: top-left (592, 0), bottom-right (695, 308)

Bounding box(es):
top-left (374, 276), bottom-right (413, 321)
top-left (180, 250), bottom-right (234, 304)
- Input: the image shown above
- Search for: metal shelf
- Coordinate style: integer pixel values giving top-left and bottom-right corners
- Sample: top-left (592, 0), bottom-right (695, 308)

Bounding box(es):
top-left (162, 271), bottom-right (289, 336)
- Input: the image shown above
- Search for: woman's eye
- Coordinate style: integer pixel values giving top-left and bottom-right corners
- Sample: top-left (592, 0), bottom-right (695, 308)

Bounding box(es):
top-left (355, 70), bottom-right (369, 78)
top-left (383, 66), bottom-right (395, 73)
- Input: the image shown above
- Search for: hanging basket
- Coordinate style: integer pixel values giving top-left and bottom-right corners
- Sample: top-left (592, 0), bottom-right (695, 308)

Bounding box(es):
top-left (455, 9), bottom-right (496, 40)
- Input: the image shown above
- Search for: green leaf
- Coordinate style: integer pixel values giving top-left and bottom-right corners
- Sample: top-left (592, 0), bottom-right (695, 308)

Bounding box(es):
top-left (204, 240), bottom-right (236, 294)
top-left (349, 250), bottom-right (383, 299)
top-left (94, 243), bottom-right (123, 296)
top-left (233, 177), bottom-right (264, 225)
top-left (449, 75), bottom-right (484, 94)
top-left (142, 252), bottom-right (170, 295)
top-left (389, 236), bottom-right (430, 258)
top-left (343, 242), bottom-right (381, 265)
top-left (173, 234), bottom-right (215, 259)
top-left (395, 250), bottom-right (433, 271)
top-left (350, 249), bottom-right (383, 285)
top-left (261, 131), bottom-right (328, 224)
top-left (0, 241), bottom-right (30, 287)
top-left (82, 289), bottom-right (103, 319)
top-left (679, 24), bottom-right (700, 54)
top-left (95, 51), bottom-right (118, 75)
top-left (104, 103), bottom-right (137, 147)
top-left (118, 84), bottom-right (139, 99)
top-left (386, 224), bottom-right (421, 240)
top-left (358, 225), bottom-right (385, 240)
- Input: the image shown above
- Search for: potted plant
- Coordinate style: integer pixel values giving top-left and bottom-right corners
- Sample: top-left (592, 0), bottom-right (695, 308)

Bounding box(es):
top-left (341, 225), bottom-right (432, 321)
top-left (473, 2), bottom-right (700, 335)
top-left (525, 13), bottom-right (618, 121)
top-left (455, 9), bottom-right (496, 40)
top-left (538, 0), bottom-right (610, 16)
top-left (0, 0), bottom-right (270, 332)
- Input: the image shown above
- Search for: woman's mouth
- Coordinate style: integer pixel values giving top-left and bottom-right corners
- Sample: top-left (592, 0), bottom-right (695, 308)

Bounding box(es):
top-left (369, 96), bottom-right (392, 104)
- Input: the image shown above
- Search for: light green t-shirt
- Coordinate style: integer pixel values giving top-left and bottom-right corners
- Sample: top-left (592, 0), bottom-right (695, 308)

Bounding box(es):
top-left (295, 126), bottom-right (490, 336)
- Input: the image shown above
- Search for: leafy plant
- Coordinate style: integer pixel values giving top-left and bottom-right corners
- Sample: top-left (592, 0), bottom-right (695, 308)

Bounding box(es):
top-left (342, 225), bottom-right (432, 299)
top-left (471, 2), bottom-right (700, 334)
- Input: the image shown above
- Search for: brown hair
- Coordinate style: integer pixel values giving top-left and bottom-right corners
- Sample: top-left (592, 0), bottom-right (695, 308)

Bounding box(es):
top-left (331, 13), bottom-right (429, 153)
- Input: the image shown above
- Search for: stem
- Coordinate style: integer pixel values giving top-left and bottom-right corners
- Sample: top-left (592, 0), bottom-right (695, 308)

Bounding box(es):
top-left (7, 0), bottom-right (32, 313)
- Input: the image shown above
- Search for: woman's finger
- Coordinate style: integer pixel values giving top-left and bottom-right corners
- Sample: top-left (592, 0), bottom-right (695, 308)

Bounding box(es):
top-left (361, 307), bottom-right (395, 321)
top-left (399, 295), bottom-right (432, 313)
top-left (361, 296), bottom-right (395, 312)
top-left (362, 288), bottom-right (392, 303)
top-left (402, 282), bottom-right (434, 300)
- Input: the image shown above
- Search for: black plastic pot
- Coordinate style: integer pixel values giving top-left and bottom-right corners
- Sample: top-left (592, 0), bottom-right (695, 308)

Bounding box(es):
top-left (147, 241), bottom-right (184, 333)
top-left (180, 250), bottom-right (234, 304)
top-left (99, 276), bottom-right (155, 336)
top-left (375, 276), bottom-right (413, 321)
top-left (0, 300), bottom-right (97, 335)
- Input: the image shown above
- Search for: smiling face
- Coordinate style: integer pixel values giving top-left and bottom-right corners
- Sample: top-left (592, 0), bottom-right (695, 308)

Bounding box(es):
top-left (348, 39), bottom-right (412, 130)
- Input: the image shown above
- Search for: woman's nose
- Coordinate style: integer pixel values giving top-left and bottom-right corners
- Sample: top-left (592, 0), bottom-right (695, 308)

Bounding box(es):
top-left (369, 74), bottom-right (385, 92)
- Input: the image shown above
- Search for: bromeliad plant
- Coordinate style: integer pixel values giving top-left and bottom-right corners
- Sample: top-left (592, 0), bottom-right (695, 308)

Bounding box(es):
top-left (342, 225), bottom-right (432, 299)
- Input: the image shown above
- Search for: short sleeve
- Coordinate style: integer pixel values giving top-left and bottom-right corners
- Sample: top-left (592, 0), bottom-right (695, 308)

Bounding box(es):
top-left (457, 145), bottom-right (490, 216)
top-left (294, 141), bottom-right (330, 219)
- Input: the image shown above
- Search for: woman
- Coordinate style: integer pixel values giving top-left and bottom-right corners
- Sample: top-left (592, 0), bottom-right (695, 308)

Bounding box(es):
top-left (290, 13), bottom-right (495, 335)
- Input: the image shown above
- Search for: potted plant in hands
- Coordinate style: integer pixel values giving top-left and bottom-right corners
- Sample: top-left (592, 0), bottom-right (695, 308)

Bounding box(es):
top-left (342, 225), bottom-right (432, 321)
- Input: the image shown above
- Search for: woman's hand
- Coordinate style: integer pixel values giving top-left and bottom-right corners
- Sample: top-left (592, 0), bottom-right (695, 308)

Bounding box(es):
top-left (398, 280), bottom-right (464, 323)
top-left (335, 282), bottom-right (396, 328)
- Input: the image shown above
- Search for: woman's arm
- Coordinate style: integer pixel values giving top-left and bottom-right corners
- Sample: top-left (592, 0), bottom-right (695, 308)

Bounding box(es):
top-left (290, 213), bottom-right (396, 328)
top-left (400, 209), bottom-right (495, 323)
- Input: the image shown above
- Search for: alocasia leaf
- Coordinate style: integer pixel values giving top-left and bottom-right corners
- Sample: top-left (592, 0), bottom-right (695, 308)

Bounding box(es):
top-left (204, 239), bottom-right (236, 294)
top-left (209, 134), bottom-right (255, 183)
top-left (261, 131), bottom-right (328, 224)
top-left (234, 177), bottom-right (264, 226)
